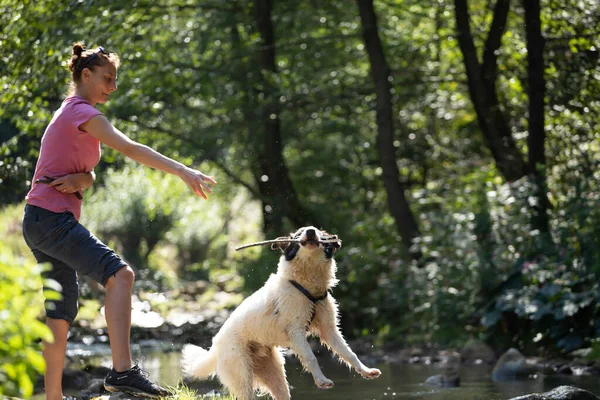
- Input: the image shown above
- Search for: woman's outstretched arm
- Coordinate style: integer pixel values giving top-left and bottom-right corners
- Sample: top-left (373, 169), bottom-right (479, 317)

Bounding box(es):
top-left (81, 114), bottom-right (217, 198)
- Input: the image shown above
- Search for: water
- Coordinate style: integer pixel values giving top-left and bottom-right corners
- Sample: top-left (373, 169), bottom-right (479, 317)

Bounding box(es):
top-left (59, 342), bottom-right (600, 399)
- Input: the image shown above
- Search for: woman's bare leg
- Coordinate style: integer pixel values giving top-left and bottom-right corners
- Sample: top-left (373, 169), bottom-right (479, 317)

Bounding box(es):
top-left (43, 318), bottom-right (70, 400)
top-left (104, 266), bottom-right (135, 372)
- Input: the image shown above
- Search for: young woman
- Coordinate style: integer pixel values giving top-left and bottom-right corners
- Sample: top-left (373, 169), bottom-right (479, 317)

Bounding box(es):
top-left (22, 42), bottom-right (217, 399)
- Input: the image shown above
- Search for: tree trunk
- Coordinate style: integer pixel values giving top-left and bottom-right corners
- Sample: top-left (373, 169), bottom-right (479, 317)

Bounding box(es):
top-left (523, 0), bottom-right (550, 234)
top-left (356, 0), bottom-right (421, 255)
top-left (454, 0), bottom-right (528, 182)
top-left (254, 0), bottom-right (318, 236)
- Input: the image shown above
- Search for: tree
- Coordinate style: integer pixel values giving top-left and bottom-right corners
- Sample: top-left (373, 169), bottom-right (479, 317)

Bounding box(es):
top-left (253, 0), bottom-right (318, 236)
top-left (453, 0), bottom-right (528, 182)
top-left (523, 0), bottom-right (550, 234)
top-left (356, 0), bottom-right (421, 255)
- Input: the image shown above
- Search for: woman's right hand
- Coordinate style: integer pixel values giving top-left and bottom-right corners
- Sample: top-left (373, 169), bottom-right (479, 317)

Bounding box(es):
top-left (178, 166), bottom-right (217, 199)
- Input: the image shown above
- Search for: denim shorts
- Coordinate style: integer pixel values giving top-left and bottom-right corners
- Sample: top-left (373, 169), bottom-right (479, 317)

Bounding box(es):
top-left (22, 204), bottom-right (128, 324)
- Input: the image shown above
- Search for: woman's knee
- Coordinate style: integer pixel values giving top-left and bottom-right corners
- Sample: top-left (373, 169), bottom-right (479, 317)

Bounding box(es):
top-left (107, 266), bottom-right (135, 288)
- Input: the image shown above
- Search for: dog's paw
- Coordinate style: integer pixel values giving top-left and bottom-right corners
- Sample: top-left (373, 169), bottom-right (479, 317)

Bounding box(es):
top-left (315, 377), bottom-right (335, 389)
top-left (358, 367), bottom-right (381, 379)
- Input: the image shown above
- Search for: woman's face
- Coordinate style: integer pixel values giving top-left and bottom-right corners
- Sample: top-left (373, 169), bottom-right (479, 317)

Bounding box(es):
top-left (81, 62), bottom-right (118, 104)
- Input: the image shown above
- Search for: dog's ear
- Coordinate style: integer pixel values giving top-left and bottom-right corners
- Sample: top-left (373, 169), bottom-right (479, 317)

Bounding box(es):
top-left (271, 236), bottom-right (292, 252)
top-left (328, 239), bottom-right (342, 253)
top-left (324, 238), bottom-right (341, 258)
top-left (323, 232), bottom-right (342, 250)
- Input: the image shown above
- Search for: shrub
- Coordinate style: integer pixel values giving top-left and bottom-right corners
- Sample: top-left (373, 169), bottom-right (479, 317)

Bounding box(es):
top-left (0, 246), bottom-right (56, 398)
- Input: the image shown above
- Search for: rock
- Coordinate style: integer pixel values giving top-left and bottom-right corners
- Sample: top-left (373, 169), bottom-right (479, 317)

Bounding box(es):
top-left (438, 350), bottom-right (461, 367)
top-left (82, 364), bottom-right (111, 378)
top-left (571, 365), bottom-right (593, 376)
top-left (36, 365), bottom-right (109, 395)
top-left (425, 350), bottom-right (461, 387)
top-left (542, 358), bottom-right (570, 372)
top-left (82, 378), bottom-right (108, 395)
top-left (62, 368), bottom-right (89, 390)
top-left (508, 385), bottom-right (600, 400)
top-left (492, 348), bottom-right (535, 381)
top-left (558, 365), bottom-right (573, 375)
top-left (461, 339), bottom-right (496, 365)
top-left (425, 373), bottom-right (460, 388)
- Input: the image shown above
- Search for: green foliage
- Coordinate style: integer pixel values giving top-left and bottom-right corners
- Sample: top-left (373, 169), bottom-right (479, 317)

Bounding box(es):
top-left (166, 382), bottom-right (235, 400)
top-left (479, 161), bottom-right (600, 353)
top-left (82, 165), bottom-right (181, 276)
top-left (0, 202), bottom-right (36, 261)
top-left (1, 0), bottom-right (599, 355)
top-left (0, 246), bottom-right (55, 398)
top-left (407, 169), bottom-right (600, 352)
top-left (82, 163), bottom-right (261, 290)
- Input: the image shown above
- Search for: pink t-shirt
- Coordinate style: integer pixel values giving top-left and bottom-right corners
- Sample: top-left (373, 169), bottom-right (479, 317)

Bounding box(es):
top-left (26, 96), bottom-right (103, 220)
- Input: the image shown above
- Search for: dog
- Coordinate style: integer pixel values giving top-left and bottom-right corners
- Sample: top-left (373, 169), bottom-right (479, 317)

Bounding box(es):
top-left (181, 226), bottom-right (381, 400)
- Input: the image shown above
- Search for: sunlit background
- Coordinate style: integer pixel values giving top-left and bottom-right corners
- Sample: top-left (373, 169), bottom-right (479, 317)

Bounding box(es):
top-left (1, 0), bottom-right (599, 398)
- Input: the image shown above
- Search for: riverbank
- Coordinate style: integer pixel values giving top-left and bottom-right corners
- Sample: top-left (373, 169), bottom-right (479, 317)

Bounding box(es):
top-left (25, 278), bottom-right (600, 399)
top-left (33, 344), bottom-right (600, 400)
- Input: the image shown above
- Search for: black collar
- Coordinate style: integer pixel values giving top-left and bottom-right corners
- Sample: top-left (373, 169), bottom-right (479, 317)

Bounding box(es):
top-left (289, 280), bottom-right (328, 303)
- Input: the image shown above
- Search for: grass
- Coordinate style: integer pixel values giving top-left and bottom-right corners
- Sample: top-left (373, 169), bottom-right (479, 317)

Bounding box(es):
top-left (165, 383), bottom-right (235, 400)
top-left (88, 384), bottom-right (236, 400)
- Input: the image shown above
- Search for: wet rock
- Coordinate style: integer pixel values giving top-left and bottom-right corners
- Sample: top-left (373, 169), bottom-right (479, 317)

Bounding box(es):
top-left (508, 385), bottom-right (600, 400)
top-left (420, 356), bottom-right (433, 365)
top-left (82, 364), bottom-right (111, 377)
top-left (81, 378), bottom-right (108, 395)
top-left (62, 368), bottom-right (89, 390)
top-left (425, 373), bottom-right (460, 388)
top-left (35, 365), bottom-right (112, 396)
top-left (425, 350), bottom-right (461, 387)
top-left (558, 365), bottom-right (573, 375)
top-left (570, 365), bottom-right (593, 376)
top-left (460, 339), bottom-right (496, 365)
top-left (492, 348), bottom-right (535, 381)
top-left (540, 358), bottom-right (570, 373)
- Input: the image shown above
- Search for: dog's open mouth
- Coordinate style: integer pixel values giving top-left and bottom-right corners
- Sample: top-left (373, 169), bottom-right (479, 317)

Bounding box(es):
top-left (300, 239), bottom-right (320, 246)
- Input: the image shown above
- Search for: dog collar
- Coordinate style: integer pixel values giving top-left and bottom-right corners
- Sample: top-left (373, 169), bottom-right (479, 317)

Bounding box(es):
top-left (289, 280), bottom-right (329, 330)
top-left (288, 280), bottom-right (328, 303)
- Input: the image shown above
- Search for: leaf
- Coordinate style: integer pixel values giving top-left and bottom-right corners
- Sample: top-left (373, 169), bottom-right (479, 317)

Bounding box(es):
top-left (25, 348), bottom-right (46, 373)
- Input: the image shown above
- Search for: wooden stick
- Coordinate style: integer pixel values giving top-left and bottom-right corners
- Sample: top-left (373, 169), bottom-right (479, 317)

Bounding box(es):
top-left (235, 238), bottom-right (339, 251)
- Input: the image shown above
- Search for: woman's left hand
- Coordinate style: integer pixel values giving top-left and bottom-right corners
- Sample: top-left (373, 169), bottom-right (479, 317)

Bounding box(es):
top-left (49, 175), bottom-right (82, 194)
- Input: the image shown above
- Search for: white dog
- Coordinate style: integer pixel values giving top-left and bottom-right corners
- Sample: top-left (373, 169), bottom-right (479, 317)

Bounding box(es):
top-left (181, 226), bottom-right (381, 400)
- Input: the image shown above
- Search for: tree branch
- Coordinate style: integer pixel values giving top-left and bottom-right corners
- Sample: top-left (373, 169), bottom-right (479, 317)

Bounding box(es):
top-left (481, 0), bottom-right (510, 87)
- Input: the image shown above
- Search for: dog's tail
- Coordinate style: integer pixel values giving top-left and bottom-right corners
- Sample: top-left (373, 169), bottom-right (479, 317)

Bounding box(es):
top-left (181, 344), bottom-right (218, 379)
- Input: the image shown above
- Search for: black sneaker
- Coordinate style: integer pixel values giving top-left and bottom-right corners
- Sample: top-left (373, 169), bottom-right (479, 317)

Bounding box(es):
top-left (104, 364), bottom-right (171, 398)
